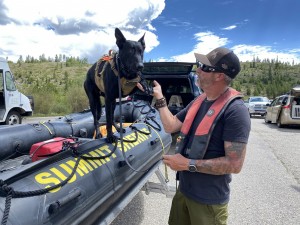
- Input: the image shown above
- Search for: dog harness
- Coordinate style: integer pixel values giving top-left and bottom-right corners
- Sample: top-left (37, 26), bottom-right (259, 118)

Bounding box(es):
top-left (175, 88), bottom-right (243, 159)
top-left (94, 50), bottom-right (141, 96)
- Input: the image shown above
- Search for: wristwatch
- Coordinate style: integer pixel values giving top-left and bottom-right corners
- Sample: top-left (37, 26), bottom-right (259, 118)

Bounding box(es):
top-left (188, 159), bottom-right (197, 172)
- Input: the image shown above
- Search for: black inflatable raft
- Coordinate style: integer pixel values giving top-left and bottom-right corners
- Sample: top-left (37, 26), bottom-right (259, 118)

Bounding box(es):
top-left (0, 100), bottom-right (172, 225)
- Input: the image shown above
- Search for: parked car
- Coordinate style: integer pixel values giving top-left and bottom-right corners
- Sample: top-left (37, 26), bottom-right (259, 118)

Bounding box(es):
top-left (246, 96), bottom-right (270, 117)
top-left (134, 62), bottom-right (202, 114)
top-left (264, 85), bottom-right (300, 127)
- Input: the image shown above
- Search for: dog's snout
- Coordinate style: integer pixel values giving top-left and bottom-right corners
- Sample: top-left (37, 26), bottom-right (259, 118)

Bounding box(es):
top-left (137, 63), bottom-right (144, 71)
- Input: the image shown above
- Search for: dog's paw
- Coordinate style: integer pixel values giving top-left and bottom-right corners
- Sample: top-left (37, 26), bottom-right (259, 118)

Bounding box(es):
top-left (106, 134), bottom-right (118, 143)
top-left (140, 81), bottom-right (153, 96)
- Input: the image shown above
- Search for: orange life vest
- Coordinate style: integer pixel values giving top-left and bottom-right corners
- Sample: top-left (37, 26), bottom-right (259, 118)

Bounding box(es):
top-left (175, 88), bottom-right (243, 159)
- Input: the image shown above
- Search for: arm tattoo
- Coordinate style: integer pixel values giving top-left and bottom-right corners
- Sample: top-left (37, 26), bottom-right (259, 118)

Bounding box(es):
top-left (196, 142), bottom-right (247, 175)
top-left (225, 142), bottom-right (246, 158)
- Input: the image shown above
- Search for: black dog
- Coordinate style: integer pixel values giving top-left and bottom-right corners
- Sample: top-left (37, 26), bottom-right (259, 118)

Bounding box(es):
top-left (84, 28), bottom-right (152, 143)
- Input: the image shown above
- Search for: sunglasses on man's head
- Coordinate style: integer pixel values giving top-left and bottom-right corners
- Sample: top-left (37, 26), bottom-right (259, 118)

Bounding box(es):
top-left (196, 61), bottom-right (220, 73)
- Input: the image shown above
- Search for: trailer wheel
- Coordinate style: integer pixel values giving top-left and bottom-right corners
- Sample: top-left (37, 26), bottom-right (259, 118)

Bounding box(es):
top-left (6, 111), bottom-right (22, 125)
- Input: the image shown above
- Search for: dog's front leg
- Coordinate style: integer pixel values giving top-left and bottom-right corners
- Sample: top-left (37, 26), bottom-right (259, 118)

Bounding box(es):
top-left (105, 99), bottom-right (118, 143)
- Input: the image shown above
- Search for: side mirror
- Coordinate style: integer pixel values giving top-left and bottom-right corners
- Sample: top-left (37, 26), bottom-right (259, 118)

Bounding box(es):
top-left (266, 103), bottom-right (270, 106)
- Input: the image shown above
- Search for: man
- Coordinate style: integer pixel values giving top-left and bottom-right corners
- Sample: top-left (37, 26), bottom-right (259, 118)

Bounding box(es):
top-left (138, 47), bottom-right (251, 225)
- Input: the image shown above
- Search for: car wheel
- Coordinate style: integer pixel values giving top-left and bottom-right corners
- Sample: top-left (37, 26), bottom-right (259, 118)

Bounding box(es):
top-left (5, 111), bottom-right (22, 125)
top-left (277, 118), bottom-right (283, 128)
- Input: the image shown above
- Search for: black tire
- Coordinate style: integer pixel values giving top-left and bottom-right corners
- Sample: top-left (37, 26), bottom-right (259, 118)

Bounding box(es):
top-left (5, 111), bottom-right (22, 125)
top-left (277, 118), bottom-right (283, 128)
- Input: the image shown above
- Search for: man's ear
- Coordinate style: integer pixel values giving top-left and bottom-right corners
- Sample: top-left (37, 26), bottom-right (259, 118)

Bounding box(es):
top-left (138, 33), bottom-right (146, 50)
top-left (115, 28), bottom-right (126, 49)
top-left (216, 73), bottom-right (225, 81)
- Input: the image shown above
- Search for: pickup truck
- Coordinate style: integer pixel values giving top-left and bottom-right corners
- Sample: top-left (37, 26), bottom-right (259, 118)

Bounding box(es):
top-left (245, 96), bottom-right (270, 118)
top-left (135, 62), bottom-right (202, 114)
top-left (0, 57), bottom-right (33, 125)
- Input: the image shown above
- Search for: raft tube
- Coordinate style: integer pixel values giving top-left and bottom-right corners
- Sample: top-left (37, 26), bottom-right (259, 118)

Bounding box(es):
top-left (0, 101), bottom-right (153, 161)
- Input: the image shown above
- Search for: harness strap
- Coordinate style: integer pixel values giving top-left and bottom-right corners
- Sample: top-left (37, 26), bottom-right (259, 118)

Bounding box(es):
top-left (94, 50), bottom-right (140, 95)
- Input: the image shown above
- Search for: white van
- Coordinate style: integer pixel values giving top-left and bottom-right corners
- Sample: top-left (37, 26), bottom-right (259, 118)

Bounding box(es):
top-left (0, 57), bottom-right (33, 125)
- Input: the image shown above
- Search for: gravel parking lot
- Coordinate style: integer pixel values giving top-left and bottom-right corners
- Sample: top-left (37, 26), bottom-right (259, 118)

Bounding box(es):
top-left (111, 118), bottom-right (300, 225)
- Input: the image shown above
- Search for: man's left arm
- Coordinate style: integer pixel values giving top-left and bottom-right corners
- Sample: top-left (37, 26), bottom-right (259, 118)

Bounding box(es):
top-left (163, 141), bottom-right (247, 175)
top-left (195, 141), bottom-right (247, 175)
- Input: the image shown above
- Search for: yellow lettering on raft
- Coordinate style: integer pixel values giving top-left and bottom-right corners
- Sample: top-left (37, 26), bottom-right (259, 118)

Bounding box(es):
top-left (117, 128), bottom-right (152, 152)
top-left (59, 163), bottom-right (77, 183)
top-left (35, 135), bottom-right (147, 192)
top-left (86, 151), bottom-right (103, 166)
top-left (35, 172), bottom-right (62, 193)
top-left (66, 158), bottom-right (91, 176)
top-left (50, 168), bottom-right (67, 181)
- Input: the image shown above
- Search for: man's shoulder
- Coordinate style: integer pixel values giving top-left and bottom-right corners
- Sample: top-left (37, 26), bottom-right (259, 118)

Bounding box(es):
top-left (225, 98), bottom-right (250, 118)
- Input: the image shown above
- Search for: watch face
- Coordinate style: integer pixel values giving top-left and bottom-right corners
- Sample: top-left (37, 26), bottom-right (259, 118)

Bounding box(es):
top-left (189, 165), bottom-right (197, 172)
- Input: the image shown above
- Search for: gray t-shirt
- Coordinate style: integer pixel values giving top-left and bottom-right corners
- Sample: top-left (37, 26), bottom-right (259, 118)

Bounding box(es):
top-left (176, 97), bottom-right (251, 204)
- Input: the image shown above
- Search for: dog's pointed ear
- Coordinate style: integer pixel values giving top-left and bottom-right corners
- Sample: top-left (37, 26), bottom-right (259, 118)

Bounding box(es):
top-left (138, 33), bottom-right (146, 50)
top-left (115, 28), bottom-right (126, 49)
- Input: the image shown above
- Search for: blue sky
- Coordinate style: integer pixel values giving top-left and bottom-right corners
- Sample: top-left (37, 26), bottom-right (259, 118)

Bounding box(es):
top-left (1, 0), bottom-right (300, 64)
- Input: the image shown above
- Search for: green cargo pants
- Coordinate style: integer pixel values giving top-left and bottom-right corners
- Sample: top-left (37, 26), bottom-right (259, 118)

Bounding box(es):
top-left (168, 191), bottom-right (228, 225)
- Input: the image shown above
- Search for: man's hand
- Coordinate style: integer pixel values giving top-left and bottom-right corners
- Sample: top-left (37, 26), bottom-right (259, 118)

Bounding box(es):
top-left (137, 80), bottom-right (164, 99)
top-left (163, 153), bottom-right (189, 171)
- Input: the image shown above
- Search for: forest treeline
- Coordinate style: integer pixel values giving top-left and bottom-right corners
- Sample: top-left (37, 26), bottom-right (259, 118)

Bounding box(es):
top-left (8, 55), bottom-right (300, 116)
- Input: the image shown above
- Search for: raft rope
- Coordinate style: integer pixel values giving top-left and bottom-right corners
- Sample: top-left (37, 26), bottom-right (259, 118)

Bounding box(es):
top-left (134, 121), bottom-right (169, 182)
top-left (39, 121), bottom-right (53, 135)
top-left (113, 55), bottom-right (170, 177)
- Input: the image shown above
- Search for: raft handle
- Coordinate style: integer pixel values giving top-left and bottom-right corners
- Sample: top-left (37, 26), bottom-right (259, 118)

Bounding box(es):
top-left (118, 155), bottom-right (135, 168)
top-left (150, 138), bottom-right (159, 146)
top-left (48, 188), bottom-right (81, 214)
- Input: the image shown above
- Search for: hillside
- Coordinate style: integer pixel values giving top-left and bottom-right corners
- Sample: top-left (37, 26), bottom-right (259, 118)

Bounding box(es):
top-left (9, 60), bottom-right (91, 115)
top-left (8, 59), bottom-right (300, 115)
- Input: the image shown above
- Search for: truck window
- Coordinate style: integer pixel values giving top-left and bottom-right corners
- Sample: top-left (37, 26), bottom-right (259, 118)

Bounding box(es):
top-left (0, 70), bottom-right (3, 91)
top-left (5, 71), bottom-right (16, 91)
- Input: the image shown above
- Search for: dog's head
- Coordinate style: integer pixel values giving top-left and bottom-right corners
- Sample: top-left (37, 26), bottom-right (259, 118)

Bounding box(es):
top-left (115, 28), bottom-right (145, 79)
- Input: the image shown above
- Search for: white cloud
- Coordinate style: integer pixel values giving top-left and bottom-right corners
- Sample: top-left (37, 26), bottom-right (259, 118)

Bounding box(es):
top-left (0, 0), bottom-right (165, 63)
top-left (233, 45), bottom-right (300, 64)
top-left (170, 32), bottom-right (229, 62)
top-left (222, 25), bottom-right (237, 30)
top-left (166, 31), bottom-right (300, 64)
